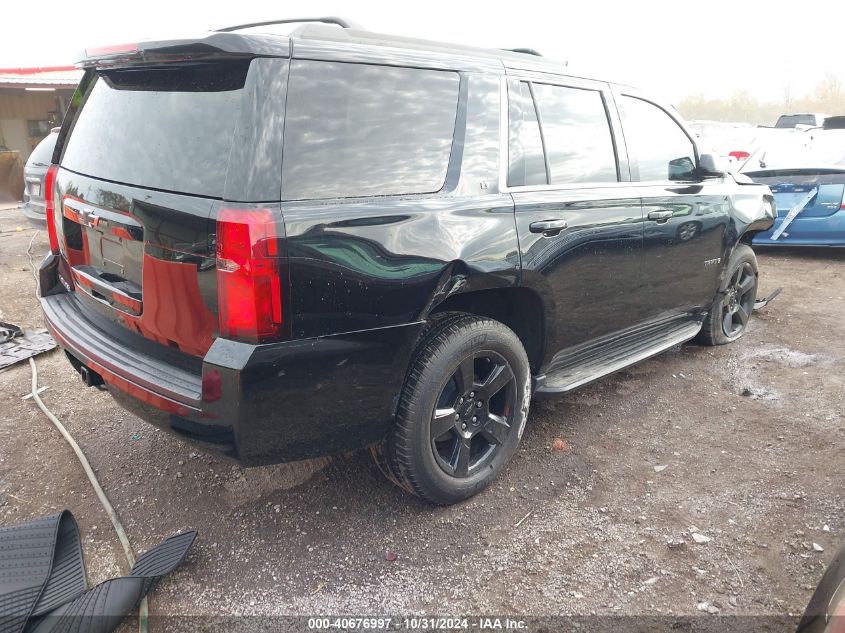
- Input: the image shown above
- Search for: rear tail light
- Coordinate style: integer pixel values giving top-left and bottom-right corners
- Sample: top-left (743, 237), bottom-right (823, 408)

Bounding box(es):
top-left (216, 208), bottom-right (284, 344)
top-left (729, 150), bottom-right (750, 162)
top-left (44, 164), bottom-right (60, 254)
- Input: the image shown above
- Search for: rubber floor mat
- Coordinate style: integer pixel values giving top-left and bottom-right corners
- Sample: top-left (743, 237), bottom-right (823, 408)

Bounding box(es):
top-left (0, 512), bottom-right (85, 633)
top-left (27, 531), bottom-right (196, 633)
top-left (0, 512), bottom-right (196, 633)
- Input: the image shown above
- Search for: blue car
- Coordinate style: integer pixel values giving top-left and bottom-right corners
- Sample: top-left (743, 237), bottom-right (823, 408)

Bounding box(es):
top-left (741, 126), bottom-right (845, 247)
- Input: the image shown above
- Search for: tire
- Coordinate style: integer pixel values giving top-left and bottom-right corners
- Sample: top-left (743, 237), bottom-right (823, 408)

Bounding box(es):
top-left (696, 244), bottom-right (759, 346)
top-left (385, 315), bottom-right (531, 505)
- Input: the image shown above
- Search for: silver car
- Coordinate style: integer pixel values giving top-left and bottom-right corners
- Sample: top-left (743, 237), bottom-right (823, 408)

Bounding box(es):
top-left (21, 128), bottom-right (59, 223)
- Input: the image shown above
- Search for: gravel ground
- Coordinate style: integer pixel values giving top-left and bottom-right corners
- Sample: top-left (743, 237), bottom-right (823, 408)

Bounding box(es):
top-left (0, 203), bottom-right (843, 631)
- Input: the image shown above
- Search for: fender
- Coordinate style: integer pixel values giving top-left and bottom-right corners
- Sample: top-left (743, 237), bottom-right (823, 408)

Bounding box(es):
top-left (716, 179), bottom-right (775, 285)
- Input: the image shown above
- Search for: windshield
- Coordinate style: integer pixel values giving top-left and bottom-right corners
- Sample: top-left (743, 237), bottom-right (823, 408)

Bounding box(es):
top-left (775, 114), bottom-right (817, 128)
top-left (741, 129), bottom-right (845, 173)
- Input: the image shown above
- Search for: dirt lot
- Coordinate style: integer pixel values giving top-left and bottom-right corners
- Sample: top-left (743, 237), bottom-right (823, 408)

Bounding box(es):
top-left (0, 202), bottom-right (843, 630)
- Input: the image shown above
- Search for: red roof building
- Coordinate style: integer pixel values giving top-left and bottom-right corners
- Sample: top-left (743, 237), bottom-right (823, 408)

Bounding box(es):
top-left (0, 66), bottom-right (81, 200)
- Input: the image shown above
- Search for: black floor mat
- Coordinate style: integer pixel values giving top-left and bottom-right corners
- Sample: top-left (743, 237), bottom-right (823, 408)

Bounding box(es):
top-left (0, 512), bottom-right (85, 633)
top-left (0, 512), bottom-right (195, 633)
top-left (26, 531), bottom-right (196, 633)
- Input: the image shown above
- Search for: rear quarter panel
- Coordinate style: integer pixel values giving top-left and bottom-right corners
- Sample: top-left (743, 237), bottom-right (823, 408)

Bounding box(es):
top-left (281, 71), bottom-right (519, 339)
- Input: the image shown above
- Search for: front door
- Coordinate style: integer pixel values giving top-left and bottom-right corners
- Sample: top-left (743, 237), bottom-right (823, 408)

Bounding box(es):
top-left (615, 93), bottom-right (730, 319)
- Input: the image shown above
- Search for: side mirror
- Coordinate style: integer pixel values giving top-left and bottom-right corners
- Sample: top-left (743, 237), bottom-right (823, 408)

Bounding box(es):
top-left (698, 153), bottom-right (726, 177)
top-left (668, 156), bottom-right (696, 180)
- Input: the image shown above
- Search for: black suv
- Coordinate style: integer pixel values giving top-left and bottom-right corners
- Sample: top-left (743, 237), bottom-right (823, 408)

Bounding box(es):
top-left (39, 19), bottom-right (775, 504)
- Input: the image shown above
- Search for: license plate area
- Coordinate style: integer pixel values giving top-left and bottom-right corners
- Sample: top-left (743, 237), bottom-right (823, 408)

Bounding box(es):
top-left (62, 197), bottom-right (144, 315)
top-left (26, 177), bottom-right (41, 198)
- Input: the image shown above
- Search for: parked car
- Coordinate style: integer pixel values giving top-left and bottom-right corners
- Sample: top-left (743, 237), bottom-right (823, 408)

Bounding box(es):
top-left (687, 120), bottom-right (757, 164)
top-left (21, 129), bottom-right (59, 223)
top-left (38, 19), bottom-right (774, 504)
top-left (823, 116), bottom-right (845, 130)
top-left (775, 113), bottom-right (830, 129)
top-left (742, 127), bottom-right (845, 247)
top-left (797, 542), bottom-right (845, 633)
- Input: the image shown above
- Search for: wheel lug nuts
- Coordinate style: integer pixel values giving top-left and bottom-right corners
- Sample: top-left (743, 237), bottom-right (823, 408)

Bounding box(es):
top-left (476, 401), bottom-right (482, 408)
top-left (461, 423), bottom-right (467, 430)
top-left (472, 416), bottom-right (477, 423)
top-left (469, 392), bottom-right (475, 398)
top-left (455, 413), bottom-right (460, 420)
top-left (459, 397), bottom-right (464, 403)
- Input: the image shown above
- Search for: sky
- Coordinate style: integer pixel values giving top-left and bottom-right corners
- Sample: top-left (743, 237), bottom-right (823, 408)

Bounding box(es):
top-left (2, 0), bottom-right (843, 104)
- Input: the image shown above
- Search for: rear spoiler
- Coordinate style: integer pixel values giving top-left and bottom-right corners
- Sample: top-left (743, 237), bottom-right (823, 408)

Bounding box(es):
top-left (76, 32), bottom-right (290, 68)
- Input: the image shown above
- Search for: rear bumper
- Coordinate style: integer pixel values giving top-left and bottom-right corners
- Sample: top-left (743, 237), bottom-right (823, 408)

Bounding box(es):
top-left (39, 256), bottom-right (424, 465)
top-left (21, 200), bottom-right (46, 224)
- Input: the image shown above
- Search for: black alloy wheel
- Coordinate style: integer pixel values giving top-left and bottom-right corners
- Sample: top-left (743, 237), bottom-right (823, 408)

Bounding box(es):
top-left (381, 314), bottom-right (530, 505)
top-left (430, 351), bottom-right (517, 478)
top-left (721, 261), bottom-right (756, 338)
top-left (696, 244), bottom-right (759, 346)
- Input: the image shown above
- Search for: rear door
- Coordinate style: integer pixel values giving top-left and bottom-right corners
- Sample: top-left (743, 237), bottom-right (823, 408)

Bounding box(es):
top-left (616, 92), bottom-right (730, 320)
top-left (506, 75), bottom-right (644, 353)
top-left (54, 58), bottom-right (288, 356)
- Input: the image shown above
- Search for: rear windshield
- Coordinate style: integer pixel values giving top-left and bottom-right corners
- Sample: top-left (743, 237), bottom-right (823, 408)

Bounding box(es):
top-left (775, 114), bottom-right (816, 128)
top-left (27, 132), bottom-right (58, 168)
top-left (282, 61), bottom-right (460, 200)
top-left (60, 61), bottom-right (249, 198)
top-left (741, 129), bottom-right (845, 173)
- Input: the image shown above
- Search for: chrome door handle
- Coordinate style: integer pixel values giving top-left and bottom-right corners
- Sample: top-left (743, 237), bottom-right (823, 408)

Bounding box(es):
top-left (529, 219), bottom-right (568, 235)
top-left (648, 210), bottom-right (674, 222)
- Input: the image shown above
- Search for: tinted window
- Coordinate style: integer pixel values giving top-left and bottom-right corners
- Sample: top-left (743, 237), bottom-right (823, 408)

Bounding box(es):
top-left (532, 83), bottom-right (618, 184)
top-left (620, 96), bottom-right (696, 181)
top-left (508, 81), bottom-right (547, 187)
top-left (282, 61), bottom-right (459, 200)
top-left (61, 61), bottom-right (250, 197)
top-left (775, 114), bottom-right (816, 128)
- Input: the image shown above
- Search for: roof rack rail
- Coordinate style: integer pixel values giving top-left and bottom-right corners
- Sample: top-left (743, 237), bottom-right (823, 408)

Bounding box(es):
top-left (214, 17), bottom-right (359, 33)
top-left (505, 48), bottom-right (542, 56)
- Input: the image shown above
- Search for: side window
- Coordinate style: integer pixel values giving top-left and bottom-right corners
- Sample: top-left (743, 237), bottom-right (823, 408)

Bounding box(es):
top-left (619, 96), bottom-right (697, 181)
top-left (507, 81), bottom-right (547, 187)
top-left (531, 83), bottom-right (618, 184)
top-left (282, 61), bottom-right (460, 200)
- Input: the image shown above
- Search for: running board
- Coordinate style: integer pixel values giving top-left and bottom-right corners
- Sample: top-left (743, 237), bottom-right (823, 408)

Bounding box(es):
top-left (535, 319), bottom-right (702, 395)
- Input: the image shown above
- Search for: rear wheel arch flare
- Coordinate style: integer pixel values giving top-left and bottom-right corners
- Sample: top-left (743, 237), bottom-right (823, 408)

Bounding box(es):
top-left (425, 286), bottom-right (545, 374)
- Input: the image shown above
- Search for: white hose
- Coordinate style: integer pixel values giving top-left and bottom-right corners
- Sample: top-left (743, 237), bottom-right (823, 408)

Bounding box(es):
top-left (29, 357), bottom-right (149, 633)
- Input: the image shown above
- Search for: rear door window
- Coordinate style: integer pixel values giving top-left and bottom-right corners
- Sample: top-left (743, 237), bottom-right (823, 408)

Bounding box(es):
top-left (619, 96), bottom-right (697, 181)
top-left (507, 81), bottom-right (547, 187)
top-left (531, 83), bottom-right (618, 184)
top-left (60, 61), bottom-right (250, 198)
top-left (282, 61), bottom-right (460, 200)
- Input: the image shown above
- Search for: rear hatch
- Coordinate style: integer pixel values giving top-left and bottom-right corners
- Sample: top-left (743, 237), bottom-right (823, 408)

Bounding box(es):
top-left (52, 42), bottom-right (289, 356)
